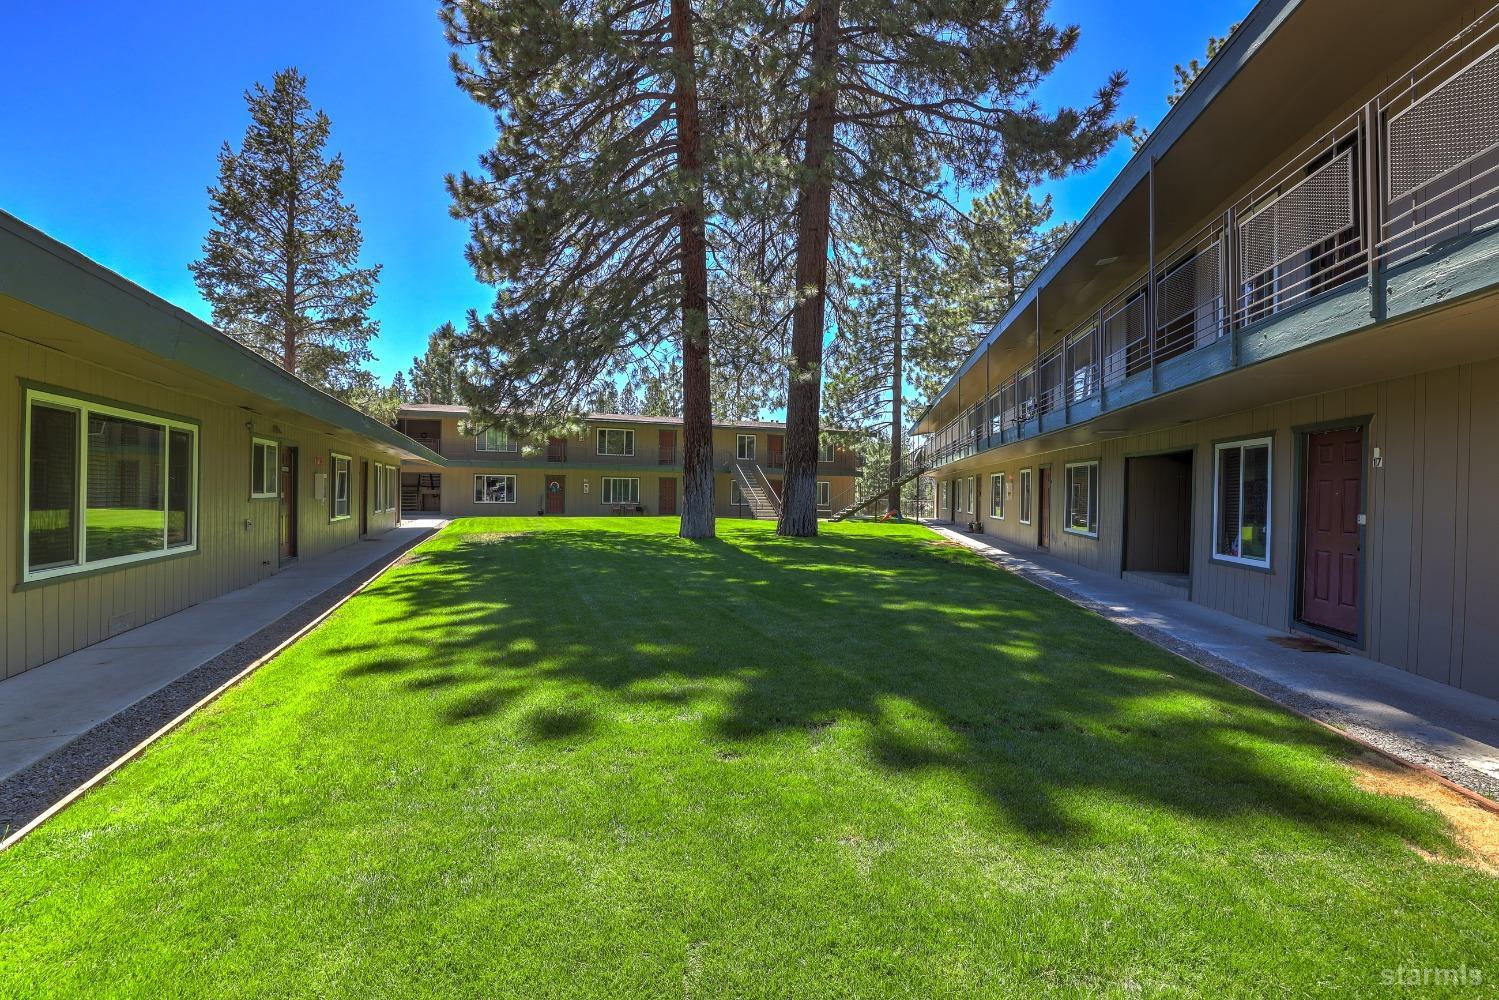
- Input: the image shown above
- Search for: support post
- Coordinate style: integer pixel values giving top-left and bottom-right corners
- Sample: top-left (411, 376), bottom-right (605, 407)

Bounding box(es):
top-left (1363, 100), bottom-right (1382, 319)
top-left (1147, 155), bottom-right (1158, 393)
top-left (1225, 206), bottom-right (1239, 366)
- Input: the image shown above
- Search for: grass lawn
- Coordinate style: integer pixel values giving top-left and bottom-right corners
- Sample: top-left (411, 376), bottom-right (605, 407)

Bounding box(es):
top-left (2, 518), bottom-right (1495, 996)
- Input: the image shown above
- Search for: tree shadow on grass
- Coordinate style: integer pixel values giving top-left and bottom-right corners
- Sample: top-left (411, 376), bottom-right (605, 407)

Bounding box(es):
top-left (334, 520), bottom-right (1440, 847)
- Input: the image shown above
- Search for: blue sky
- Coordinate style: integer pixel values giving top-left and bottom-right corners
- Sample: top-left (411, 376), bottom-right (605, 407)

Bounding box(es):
top-left (2, 0), bottom-right (1248, 382)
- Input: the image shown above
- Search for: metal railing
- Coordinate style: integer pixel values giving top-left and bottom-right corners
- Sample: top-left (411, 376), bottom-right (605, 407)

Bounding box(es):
top-left (917, 5), bottom-right (1499, 471)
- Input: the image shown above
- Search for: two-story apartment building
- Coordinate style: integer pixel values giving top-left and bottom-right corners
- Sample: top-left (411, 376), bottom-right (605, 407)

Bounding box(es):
top-left (1, 211), bottom-right (442, 680)
top-left (917, 0), bottom-right (1499, 700)
top-left (394, 404), bottom-right (861, 520)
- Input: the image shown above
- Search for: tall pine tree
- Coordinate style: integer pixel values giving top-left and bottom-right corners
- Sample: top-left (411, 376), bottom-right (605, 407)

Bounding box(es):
top-left (440, 0), bottom-right (730, 538)
top-left (191, 68), bottom-right (381, 397)
top-left (759, 0), bottom-right (1128, 535)
top-left (406, 322), bottom-right (466, 405)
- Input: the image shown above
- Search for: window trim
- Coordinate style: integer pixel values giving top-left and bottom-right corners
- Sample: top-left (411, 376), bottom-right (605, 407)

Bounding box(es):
top-left (373, 463), bottom-right (385, 512)
top-left (330, 452), bottom-right (353, 521)
top-left (475, 428), bottom-right (517, 453)
top-left (1018, 468), bottom-right (1033, 525)
top-left (386, 464), bottom-right (398, 513)
top-left (1063, 460), bottom-right (1100, 538)
top-left (736, 433), bottom-right (757, 461)
top-left (818, 438), bottom-right (836, 464)
top-left (730, 479), bottom-right (746, 506)
top-left (21, 387), bottom-right (200, 584)
top-left (991, 473), bottom-right (1005, 519)
top-left (250, 437), bottom-right (279, 499)
top-left (1212, 436), bottom-right (1273, 569)
top-left (816, 480), bottom-right (831, 508)
top-left (601, 476), bottom-right (641, 505)
top-left (474, 473), bottom-right (518, 504)
top-left (595, 427), bottom-right (636, 457)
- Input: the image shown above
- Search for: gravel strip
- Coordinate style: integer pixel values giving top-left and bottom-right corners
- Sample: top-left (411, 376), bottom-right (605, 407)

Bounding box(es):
top-left (926, 522), bottom-right (1499, 802)
top-left (0, 529), bottom-right (436, 835)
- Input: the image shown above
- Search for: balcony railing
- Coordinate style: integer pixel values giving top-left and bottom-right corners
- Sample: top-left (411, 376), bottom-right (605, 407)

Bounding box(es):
top-left (547, 440), bottom-right (567, 462)
top-left (659, 446), bottom-right (677, 465)
top-left (918, 5), bottom-right (1499, 470)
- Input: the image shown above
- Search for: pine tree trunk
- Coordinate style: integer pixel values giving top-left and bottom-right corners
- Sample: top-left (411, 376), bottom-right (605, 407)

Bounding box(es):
top-left (887, 260), bottom-right (904, 517)
top-left (778, 0), bottom-right (841, 538)
top-left (671, 0), bottom-right (716, 539)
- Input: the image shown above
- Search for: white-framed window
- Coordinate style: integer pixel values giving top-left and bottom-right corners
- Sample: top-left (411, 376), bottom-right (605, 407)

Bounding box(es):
top-left (331, 453), bottom-right (352, 520)
top-left (596, 427), bottom-right (635, 456)
top-left (22, 387), bottom-right (199, 582)
top-left (736, 433), bottom-right (757, 461)
top-left (816, 481), bottom-right (831, 507)
top-left (991, 473), bottom-right (1005, 519)
top-left (474, 474), bottom-right (516, 503)
top-left (602, 477), bottom-right (640, 505)
top-left (819, 438), bottom-right (836, 463)
top-left (1213, 437), bottom-right (1272, 567)
top-left (1064, 461), bottom-right (1099, 537)
top-left (965, 476), bottom-right (974, 515)
top-left (476, 428), bottom-right (517, 453)
top-left (940, 481), bottom-right (949, 511)
top-left (730, 480), bottom-right (746, 506)
top-left (373, 464), bottom-right (384, 512)
top-left (373, 464), bottom-right (397, 512)
top-left (1019, 468), bottom-right (1033, 524)
top-left (251, 438), bottom-right (278, 499)
top-left (385, 464), bottom-right (398, 513)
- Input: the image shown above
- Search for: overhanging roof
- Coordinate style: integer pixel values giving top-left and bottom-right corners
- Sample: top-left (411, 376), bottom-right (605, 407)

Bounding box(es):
top-left (0, 209), bottom-right (443, 464)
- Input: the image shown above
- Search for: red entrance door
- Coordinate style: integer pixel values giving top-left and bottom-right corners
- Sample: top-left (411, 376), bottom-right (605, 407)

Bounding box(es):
top-left (546, 475), bottom-right (566, 515)
top-left (1301, 427), bottom-right (1363, 635)
top-left (768, 433), bottom-right (785, 469)
top-left (659, 478), bottom-right (677, 515)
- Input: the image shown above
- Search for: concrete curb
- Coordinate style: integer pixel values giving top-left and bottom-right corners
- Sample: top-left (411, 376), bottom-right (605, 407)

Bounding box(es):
top-left (0, 523), bottom-right (443, 852)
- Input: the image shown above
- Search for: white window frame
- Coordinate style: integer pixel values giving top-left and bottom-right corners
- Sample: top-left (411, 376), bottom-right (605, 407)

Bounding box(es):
top-left (372, 463), bottom-right (383, 512)
top-left (251, 437), bottom-right (278, 499)
top-left (730, 480), bottom-right (746, 506)
top-left (21, 387), bottom-right (200, 583)
top-left (819, 438), bottom-right (836, 464)
top-left (816, 481), bottom-right (831, 507)
top-left (474, 474), bottom-right (517, 504)
top-left (991, 473), bottom-right (1005, 519)
top-left (1019, 468), bottom-right (1033, 525)
top-left (331, 453), bottom-right (352, 520)
top-left (1063, 460), bottom-right (1100, 538)
top-left (736, 433), bottom-right (757, 461)
top-left (601, 477), bottom-right (640, 505)
top-left (596, 427), bottom-right (635, 457)
top-left (967, 476), bottom-right (975, 515)
top-left (385, 464), bottom-right (398, 513)
top-left (476, 428), bottom-right (517, 453)
top-left (1212, 437), bottom-right (1273, 568)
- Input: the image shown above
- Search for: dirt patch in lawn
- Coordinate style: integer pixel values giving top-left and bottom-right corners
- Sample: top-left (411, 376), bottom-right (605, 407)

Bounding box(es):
top-left (466, 531), bottom-right (528, 544)
top-left (1348, 751), bottom-right (1499, 874)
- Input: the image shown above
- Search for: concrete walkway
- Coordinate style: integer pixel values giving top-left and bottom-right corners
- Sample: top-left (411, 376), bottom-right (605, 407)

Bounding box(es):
top-left (923, 520), bottom-right (1499, 799)
top-left (0, 519), bottom-right (443, 782)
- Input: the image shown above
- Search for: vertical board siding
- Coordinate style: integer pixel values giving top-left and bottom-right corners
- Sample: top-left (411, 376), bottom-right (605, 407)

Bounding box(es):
top-left (939, 356), bottom-right (1499, 698)
top-left (2, 335), bottom-right (407, 679)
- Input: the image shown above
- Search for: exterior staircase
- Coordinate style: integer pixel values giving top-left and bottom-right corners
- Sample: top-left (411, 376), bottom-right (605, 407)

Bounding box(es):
top-left (829, 450), bottom-right (932, 522)
top-left (731, 461), bottom-right (780, 519)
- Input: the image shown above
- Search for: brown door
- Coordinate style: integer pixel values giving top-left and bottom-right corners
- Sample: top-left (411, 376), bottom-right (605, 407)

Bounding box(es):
top-left (1037, 467), bottom-right (1052, 548)
top-left (546, 475), bottom-right (566, 515)
top-left (1301, 427), bottom-right (1363, 635)
top-left (768, 433), bottom-right (785, 469)
top-left (359, 460), bottom-right (369, 536)
top-left (658, 429), bottom-right (676, 465)
top-left (278, 446), bottom-right (298, 563)
top-left (659, 477), bottom-right (677, 515)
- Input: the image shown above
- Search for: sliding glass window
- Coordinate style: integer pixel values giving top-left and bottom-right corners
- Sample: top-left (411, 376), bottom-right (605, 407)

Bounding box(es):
top-left (23, 389), bottom-right (198, 581)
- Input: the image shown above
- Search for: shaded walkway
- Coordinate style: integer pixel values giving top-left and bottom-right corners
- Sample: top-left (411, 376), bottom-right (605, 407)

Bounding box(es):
top-left (0, 519), bottom-right (443, 784)
top-left (922, 520), bottom-right (1499, 800)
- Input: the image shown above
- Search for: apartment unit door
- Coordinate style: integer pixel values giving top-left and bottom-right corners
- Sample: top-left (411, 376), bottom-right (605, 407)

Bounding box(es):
top-left (1300, 427), bottom-right (1363, 636)
top-left (279, 446), bottom-right (298, 563)
top-left (659, 477), bottom-right (677, 515)
top-left (546, 475), bottom-right (566, 515)
top-left (1037, 467), bottom-right (1052, 548)
top-left (359, 460), bottom-right (369, 536)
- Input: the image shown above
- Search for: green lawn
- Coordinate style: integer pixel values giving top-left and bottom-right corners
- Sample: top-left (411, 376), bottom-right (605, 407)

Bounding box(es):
top-left (3, 518), bottom-right (1494, 996)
